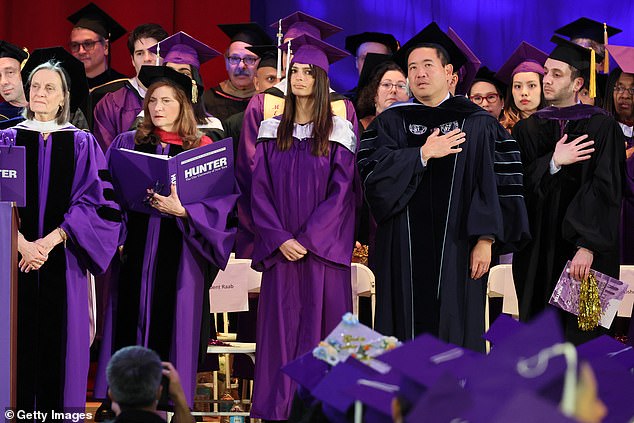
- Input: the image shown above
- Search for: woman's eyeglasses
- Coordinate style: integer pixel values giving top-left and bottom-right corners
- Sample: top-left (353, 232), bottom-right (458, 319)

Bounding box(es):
top-left (379, 82), bottom-right (408, 92)
top-left (615, 85), bottom-right (634, 96)
top-left (470, 93), bottom-right (500, 104)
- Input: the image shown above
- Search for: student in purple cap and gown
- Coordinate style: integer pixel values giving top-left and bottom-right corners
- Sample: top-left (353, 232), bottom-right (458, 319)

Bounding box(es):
top-left (235, 13), bottom-right (358, 260)
top-left (96, 66), bottom-right (238, 406)
top-left (512, 36), bottom-right (624, 344)
top-left (249, 36), bottom-right (357, 421)
top-left (92, 23), bottom-right (168, 151)
top-left (0, 59), bottom-right (121, 412)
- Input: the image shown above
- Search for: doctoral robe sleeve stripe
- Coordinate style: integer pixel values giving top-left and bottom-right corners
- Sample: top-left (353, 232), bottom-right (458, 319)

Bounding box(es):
top-left (494, 162), bottom-right (523, 174)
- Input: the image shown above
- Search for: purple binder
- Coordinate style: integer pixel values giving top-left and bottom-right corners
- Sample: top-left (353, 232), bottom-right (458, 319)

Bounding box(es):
top-left (0, 145), bottom-right (26, 207)
top-left (109, 138), bottom-right (234, 216)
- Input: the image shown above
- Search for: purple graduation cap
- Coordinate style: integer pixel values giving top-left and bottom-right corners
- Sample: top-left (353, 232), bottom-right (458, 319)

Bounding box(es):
top-left (280, 33), bottom-right (349, 75)
top-left (489, 390), bottom-right (576, 423)
top-left (148, 31), bottom-right (220, 70)
top-left (482, 313), bottom-right (524, 345)
top-left (67, 2), bottom-right (126, 43)
top-left (606, 44), bottom-right (634, 73)
top-left (447, 27), bottom-right (481, 95)
top-left (271, 11), bottom-right (342, 41)
top-left (405, 373), bottom-right (473, 423)
top-left (281, 350), bottom-right (331, 392)
top-left (495, 41), bottom-right (548, 86)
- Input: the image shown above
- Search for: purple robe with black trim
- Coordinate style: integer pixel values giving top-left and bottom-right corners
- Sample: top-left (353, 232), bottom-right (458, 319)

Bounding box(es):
top-left (92, 83), bottom-right (144, 152)
top-left (0, 122), bottom-right (121, 412)
top-left (249, 116), bottom-right (357, 420)
top-left (95, 131), bottom-right (239, 406)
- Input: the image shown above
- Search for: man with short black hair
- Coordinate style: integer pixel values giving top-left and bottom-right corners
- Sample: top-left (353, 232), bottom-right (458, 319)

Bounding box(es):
top-left (107, 346), bottom-right (194, 423)
top-left (0, 40), bottom-right (28, 127)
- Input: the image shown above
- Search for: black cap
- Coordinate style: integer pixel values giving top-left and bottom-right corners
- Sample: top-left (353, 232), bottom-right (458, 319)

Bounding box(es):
top-left (246, 45), bottom-right (277, 69)
top-left (470, 66), bottom-right (506, 97)
top-left (21, 47), bottom-right (89, 113)
top-left (0, 41), bottom-right (28, 63)
top-left (138, 65), bottom-right (194, 102)
top-left (554, 17), bottom-right (622, 44)
top-left (67, 3), bottom-right (126, 43)
top-left (357, 53), bottom-right (394, 92)
top-left (393, 22), bottom-right (467, 73)
top-left (549, 35), bottom-right (603, 71)
top-left (344, 32), bottom-right (399, 56)
top-left (217, 23), bottom-right (273, 46)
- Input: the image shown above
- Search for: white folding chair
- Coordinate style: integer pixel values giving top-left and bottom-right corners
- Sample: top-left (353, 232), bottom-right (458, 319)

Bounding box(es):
top-left (351, 263), bottom-right (376, 328)
top-left (618, 265), bottom-right (634, 318)
top-left (486, 264), bottom-right (519, 352)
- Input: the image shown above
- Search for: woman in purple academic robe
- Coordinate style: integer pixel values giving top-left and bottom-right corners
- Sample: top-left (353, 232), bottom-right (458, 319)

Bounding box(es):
top-left (0, 61), bottom-right (121, 412)
top-left (96, 66), bottom-right (238, 406)
top-left (249, 35), bottom-right (356, 421)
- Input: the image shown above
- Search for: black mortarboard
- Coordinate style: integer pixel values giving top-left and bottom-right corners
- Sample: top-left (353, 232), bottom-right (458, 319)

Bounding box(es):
top-left (67, 2), bottom-right (127, 43)
top-left (393, 22), bottom-right (467, 73)
top-left (549, 35), bottom-right (603, 72)
top-left (357, 53), bottom-right (393, 92)
top-left (21, 47), bottom-right (89, 112)
top-left (0, 41), bottom-right (28, 63)
top-left (345, 32), bottom-right (399, 56)
top-left (470, 66), bottom-right (506, 97)
top-left (554, 17), bottom-right (622, 44)
top-left (217, 23), bottom-right (273, 46)
top-left (246, 45), bottom-right (278, 69)
top-left (138, 65), bottom-right (194, 102)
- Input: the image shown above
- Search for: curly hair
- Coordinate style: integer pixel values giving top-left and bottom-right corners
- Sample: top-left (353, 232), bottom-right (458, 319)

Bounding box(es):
top-left (357, 61), bottom-right (406, 119)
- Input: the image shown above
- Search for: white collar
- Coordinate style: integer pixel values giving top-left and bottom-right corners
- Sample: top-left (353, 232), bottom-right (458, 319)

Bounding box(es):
top-left (129, 77), bottom-right (147, 98)
top-left (619, 121), bottom-right (633, 138)
top-left (14, 119), bottom-right (76, 133)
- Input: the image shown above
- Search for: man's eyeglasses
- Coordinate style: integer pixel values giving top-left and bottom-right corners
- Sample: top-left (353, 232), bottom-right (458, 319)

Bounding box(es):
top-left (226, 56), bottom-right (259, 66)
top-left (69, 39), bottom-right (105, 53)
top-left (379, 82), bottom-right (408, 92)
top-left (470, 93), bottom-right (500, 104)
top-left (615, 85), bottom-right (634, 96)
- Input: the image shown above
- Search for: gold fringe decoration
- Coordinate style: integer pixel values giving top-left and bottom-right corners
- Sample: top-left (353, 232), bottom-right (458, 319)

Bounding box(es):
top-left (578, 272), bottom-right (601, 331)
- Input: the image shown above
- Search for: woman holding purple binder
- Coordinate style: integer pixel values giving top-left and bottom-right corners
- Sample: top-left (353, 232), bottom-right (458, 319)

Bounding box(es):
top-left (95, 65), bottom-right (238, 407)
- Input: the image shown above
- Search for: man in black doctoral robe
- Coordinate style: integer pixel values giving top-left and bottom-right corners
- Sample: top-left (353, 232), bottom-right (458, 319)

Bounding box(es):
top-left (357, 23), bottom-right (529, 352)
top-left (512, 36), bottom-right (624, 344)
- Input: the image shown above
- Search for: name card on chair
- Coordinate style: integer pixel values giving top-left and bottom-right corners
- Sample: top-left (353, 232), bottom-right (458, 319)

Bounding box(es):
top-left (209, 261), bottom-right (250, 313)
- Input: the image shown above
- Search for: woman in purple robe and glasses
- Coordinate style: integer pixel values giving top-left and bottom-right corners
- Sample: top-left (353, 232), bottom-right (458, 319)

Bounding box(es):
top-left (0, 55), bottom-right (121, 412)
top-left (249, 34), bottom-right (356, 421)
top-left (95, 66), bottom-right (238, 408)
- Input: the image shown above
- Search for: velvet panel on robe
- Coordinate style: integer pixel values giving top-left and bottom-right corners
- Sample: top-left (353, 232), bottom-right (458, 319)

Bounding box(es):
top-left (511, 105), bottom-right (624, 343)
top-left (0, 124), bottom-right (121, 411)
top-left (235, 84), bottom-right (360, 259)
top-left (95, 131), bottom-right (239, 406)
top-left (249, 117), bottom-right (356, 420)
top-left (357, 97), bottom-right (529, 352)
top-left (203, 83), bottom-right (252, 121)
top-left (621, 132), bottom-right (634, 265)
top-left (92, 83), bottom-right (144, 152)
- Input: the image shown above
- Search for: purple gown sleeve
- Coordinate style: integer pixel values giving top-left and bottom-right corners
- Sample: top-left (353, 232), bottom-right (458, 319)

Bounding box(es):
top-left (93, 91), bottom-right (120, 153)
top-left (295, 143), bottom-right (356, 267)
top-left (59, 131), bottom-right (122, 275)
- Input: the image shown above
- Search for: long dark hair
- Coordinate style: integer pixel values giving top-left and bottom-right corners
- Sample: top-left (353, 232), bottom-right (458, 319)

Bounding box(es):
top-left (500, 72), bottom-right (546, 131)
top-left (134, 80), bottom-right (203, 150)
top-left (277, 64), bottom-right (333, 157)
top-left (357, 61), bottom-right (406, 119)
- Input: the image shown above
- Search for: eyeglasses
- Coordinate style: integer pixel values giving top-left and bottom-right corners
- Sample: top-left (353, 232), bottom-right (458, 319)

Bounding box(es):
top-left (615, 85), bottom-right (634, 96)
top-left (69, 39), bottom-right (105, 53)
top-left (470, 93), bottom-right (500, 104)
top-left (379, 82), bottom-right (408, 92)
top-left (226, 56), bottom-right (259, 66)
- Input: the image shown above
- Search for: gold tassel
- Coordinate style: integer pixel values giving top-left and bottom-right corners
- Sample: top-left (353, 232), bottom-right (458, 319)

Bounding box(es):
top-left (21, 47), bottom-right (29, 70)
top-left (578, 272), bottom-right (602, 331)
top-left (603, 22), bottom-right (609, 74)
top-left (192, 79), bottom-right (198, 104)
top-left (589, 49), bottom-right (596, 99)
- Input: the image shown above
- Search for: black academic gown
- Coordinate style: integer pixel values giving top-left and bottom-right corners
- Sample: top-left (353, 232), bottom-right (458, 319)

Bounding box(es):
top-left (357, 96), bottom-right (529, 352)
top-left (512, 104), bottom-right (624, 344)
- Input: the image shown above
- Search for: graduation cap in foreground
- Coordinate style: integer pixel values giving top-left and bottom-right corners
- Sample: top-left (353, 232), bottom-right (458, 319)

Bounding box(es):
top-left (246, 45), bottom-right (278, 69)
top-left (217, 23), bottom-right (272, 46)
top-left (0, 41), bottom-right (28, 64)
top-left (21, 47), bottom-right (89, 112)
top-left (271, 11), bottom-right (342, 41)
top-left (67, 2), bottom-right (126, 42)
top-left (393, 22), bottom-right (467, 73)
top-left (605, 44), bottom-right (634, 74)
top-left (447, 27), bottom-right (481, 95)
top-left (148, 31), bottom-right (220, 70)
top-left (138, 65), bottom-right (195, 103)
top-left (495, 41), bottom-right (548, 86)
top-left (345, 32), bottom-right (399, 56)
top-left (554, 17), bottom-right (622, 44)
top-left (281, 34), bottom-right (349, 74)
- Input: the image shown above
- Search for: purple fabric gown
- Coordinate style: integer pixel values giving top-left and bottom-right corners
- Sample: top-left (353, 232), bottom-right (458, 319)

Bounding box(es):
top-left (92, 83), bottom-right (144, 152)
top-left (235, 84), bottom-right (359, 259)
top-left (249, 117), bottom-right (356, 420)
top-left (0, 123), bottom-right (121, 411)
top-left (95, 131), bottom-right (239, 406)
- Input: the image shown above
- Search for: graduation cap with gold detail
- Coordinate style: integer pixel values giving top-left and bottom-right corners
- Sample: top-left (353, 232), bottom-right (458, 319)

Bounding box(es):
top-left (549, 35), bottom-right (604, 98)
top-left (67, 2), bottom-right (126, 43)
top-left (0, 41), bottom-right (29, 66)
top-left (138, 65), bottom-right (196, 103)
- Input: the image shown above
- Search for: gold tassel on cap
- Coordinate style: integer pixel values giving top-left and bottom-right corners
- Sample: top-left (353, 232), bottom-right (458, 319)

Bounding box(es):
top-left (192, 79), bottom-right (198, 103)
top-left (21, 47), bottom-right (29, 70)
top-left (589, 48), bottom-right (596, 99)
top-left (578, 272), bottom-right (602, 331)
top-left (603, 22), bottom-right (609, 74)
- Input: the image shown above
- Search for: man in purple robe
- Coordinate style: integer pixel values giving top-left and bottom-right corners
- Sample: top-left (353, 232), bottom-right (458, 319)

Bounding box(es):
top-left (92, 23), bottom-right (168, 151)
top-left (0, 119), bottom-right (121, 412)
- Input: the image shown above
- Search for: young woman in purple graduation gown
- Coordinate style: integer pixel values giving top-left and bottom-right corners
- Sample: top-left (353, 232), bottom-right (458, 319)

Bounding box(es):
top-left (96, 66), bottom-right (238, 407)
top-left (0, 60), bottom-right (121, 412)
top-left (249, 35), bottom-right (357, 421)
